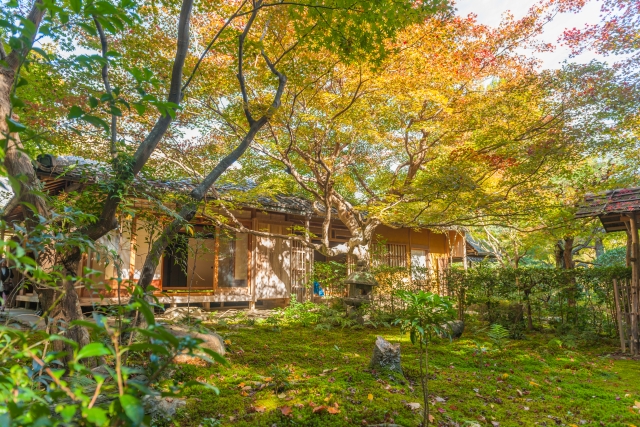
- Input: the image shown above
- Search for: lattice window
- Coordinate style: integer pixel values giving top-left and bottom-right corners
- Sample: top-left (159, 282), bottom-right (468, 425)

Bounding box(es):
top-left (371, 243), bottom-right (408, 268)
top-left (290, 240), bottom-right (312, 301)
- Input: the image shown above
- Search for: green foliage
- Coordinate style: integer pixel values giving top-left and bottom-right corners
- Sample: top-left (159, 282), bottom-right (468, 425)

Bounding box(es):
top-left (393, 290), bottom-right (455, 426)
top-left (313, 261), bottom-right (348, 296)
top-left (0, 289), bottom-right (227, 426)
top-left (286, 0), bottom-right (450, 63)
top-left (267, 364), bottom-right (292, 393)
top-left (487, 324), bottom-right (510, 350)
top-left (0, 212), bottom-right (226, 426)
top-left (281, 295), bottom-right (321, 327)
top-left (595, 246), bottom-right (626, 267)
top-left (442, 264), bottom-right (631, 340)
top-left (393, 291), bottom-right (455, 345)
top-left (265, 313), bottom-right (282, 332)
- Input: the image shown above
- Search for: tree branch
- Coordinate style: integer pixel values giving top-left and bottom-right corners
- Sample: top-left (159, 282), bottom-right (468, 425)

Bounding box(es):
top-left (85, 0), bottom-right (195, 241)
top-left (5, 0), bottom-right (46, 72)
top-left (93, 16), bottom-right (117, 159)
top-left (331, 69), bottom-right (365, 121)
top-left (237, 0), bottom-right (262, 125)
top-left (136, 9), bottom-right (290, 291)
top-left (181, 0), bottom-right (248, 92)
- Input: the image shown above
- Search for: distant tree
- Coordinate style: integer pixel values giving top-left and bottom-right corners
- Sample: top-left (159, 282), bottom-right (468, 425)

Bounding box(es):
top-left (595, 246), bottom-right (626, 267)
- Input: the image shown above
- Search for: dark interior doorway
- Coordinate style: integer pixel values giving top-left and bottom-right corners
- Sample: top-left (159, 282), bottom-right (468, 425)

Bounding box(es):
top-left (163, 237), bottom-right (188, 288)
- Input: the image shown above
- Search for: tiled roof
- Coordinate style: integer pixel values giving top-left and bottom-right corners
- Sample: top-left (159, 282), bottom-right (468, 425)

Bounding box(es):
top-left (575, 187), bottom-right (640, 232)
top-left (35, 156), bottom-right (315, 216)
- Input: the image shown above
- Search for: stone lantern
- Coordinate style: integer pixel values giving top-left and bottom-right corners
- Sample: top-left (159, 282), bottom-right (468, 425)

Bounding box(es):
top-left (343, 260), bottom-right (379, 307)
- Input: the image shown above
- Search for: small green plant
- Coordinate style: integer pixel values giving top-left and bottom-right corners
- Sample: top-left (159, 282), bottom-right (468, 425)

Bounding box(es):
top-left (547, 338), bottom-right (564, 354)
top-left (201, 418), bottom-right (222, 427)
top-left (547, 337), bottom-right (578, 356)
top-left (0, 286), bottom-right (227, 427)
top-left (230, 310), bottom-right (247, 324)
top-left (394, 291), bottom-right (456, 426)
top-left (282, 295), bottom-right (321, 327)
top-left (472, 340), bottom-right (490, 368)
top-left (364, 319), bottom-right (391, 329)
top-left (267, 364), bottom-right (292, 393)
top-left (314, 323), bottom-right (332, 331)
top-left (265, 314), bottom-right (282, 332)
top-left (487, 323), bottom-right (510, 350)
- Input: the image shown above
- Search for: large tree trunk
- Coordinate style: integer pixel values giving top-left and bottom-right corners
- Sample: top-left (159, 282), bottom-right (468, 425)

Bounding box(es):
top-left (563, 237), bottom-right (575, 269)
top-left (2, 68), bottom-right (89, 360)
top-left (36, 271), bottom-right (93, 364)
top-left (1, 1), bottom-right (90, 359)
top-left (554, 240), bottom-right (565, 268)
top-left (562, 237), bottom-right (578, 314)
top-left (594, 237), bottom-right (604, 259)
top-left (1, 0), bottom-right (47, 222)
top-left (0, 72), bottom-right (49, 221)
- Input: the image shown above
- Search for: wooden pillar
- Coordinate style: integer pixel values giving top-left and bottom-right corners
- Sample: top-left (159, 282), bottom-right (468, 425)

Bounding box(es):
top-left (305, 215), bottom-right (311, 302)
top-left (129, 217), bottom-right (137, 285)
top-left (629, 214), bottom-right (639, 355)
top-left (462, 233), bottom-right (468, 270)
top-left (213, 226), bottom-right (219, 292)
top-left (613, 279), bottom-right (626, 353)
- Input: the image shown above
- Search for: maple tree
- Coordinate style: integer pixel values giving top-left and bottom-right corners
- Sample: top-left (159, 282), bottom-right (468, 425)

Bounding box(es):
top-left (1, 0), bottom-right (449, 347)
top-left (206, 4), bottom-right (632, 265)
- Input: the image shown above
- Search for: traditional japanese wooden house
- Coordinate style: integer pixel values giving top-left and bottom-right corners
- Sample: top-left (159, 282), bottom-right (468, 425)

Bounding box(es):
top-left (5, 156), bottom-right (467, 310)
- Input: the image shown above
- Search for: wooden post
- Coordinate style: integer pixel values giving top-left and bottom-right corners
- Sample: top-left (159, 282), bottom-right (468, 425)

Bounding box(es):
top-left (462, 232), bottom-right (468, 270)
top-left (213, 226), bottom-right (219, 293)
top-left (129, 217), bottom-right (137, 285)
top-left (305, 215), bottom-right (311, 302)
top-left (629, 214), bottom-right (639, 355)
top-left (613, 278), bottom-right (626, 353)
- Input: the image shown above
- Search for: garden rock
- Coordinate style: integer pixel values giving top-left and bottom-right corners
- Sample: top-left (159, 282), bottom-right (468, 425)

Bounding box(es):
top-left (369, 336), bottom-right (403, 374)
top-left (164, 324), bottom-right (225, 365)
top-left (143, 395), bottom-right (186, 420)
top-left (440, 320), bottom-right (464, 339)
top-left (158, 306), bottom-right (207, 322)
top-left (91, 364), bottom-right (112, 378)
top-left (404, 402), bottom-right (421, 411)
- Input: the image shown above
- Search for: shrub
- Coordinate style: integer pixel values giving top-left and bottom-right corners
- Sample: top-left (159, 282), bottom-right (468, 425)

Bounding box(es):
top-left (394, 290), bottom-right (456, 426)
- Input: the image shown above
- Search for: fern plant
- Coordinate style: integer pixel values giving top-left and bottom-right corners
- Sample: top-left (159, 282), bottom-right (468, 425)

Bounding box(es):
top-left (487, 324), bottom-right (510, 350)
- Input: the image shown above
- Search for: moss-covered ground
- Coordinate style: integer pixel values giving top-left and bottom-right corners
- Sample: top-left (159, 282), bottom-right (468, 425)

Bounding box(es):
top-left (169, 321), bottom-right (640, 427)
